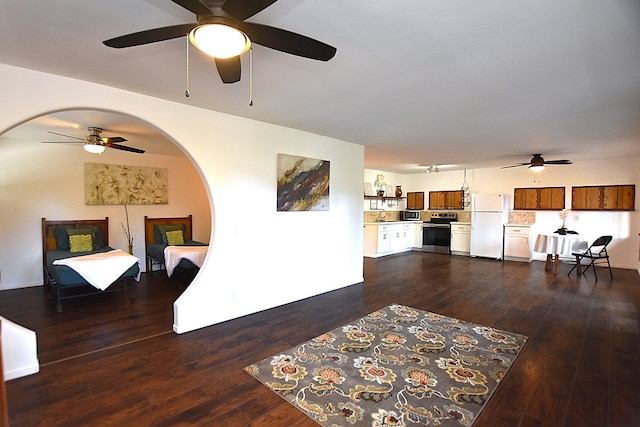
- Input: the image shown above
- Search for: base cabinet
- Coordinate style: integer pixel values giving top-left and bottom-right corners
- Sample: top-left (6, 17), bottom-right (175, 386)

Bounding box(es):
top-left (503, 225), bottom-right (532, 262)
top-left (450, 223), bottom-right (471, 255)
top-left (412, 223), bottom-right (423, 248)
top-left (364, 223), bottom-right (414, 258)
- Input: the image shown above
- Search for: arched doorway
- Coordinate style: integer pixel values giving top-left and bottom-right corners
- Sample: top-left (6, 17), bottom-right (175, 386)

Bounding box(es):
top-left (0, 108), bottom-right (212, 363)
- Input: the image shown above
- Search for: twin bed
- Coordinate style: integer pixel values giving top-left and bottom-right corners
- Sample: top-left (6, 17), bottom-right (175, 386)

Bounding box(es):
top-left (42, 217), bottom-right (140, 312)
top-left (144, 215), bottom-right (208, 277)
top-left (42, 215), bottom-right (208, 312)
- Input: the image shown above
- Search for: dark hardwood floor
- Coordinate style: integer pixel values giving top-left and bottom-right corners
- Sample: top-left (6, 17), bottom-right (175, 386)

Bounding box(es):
top-left (3, 254), bottom-right (639, 426)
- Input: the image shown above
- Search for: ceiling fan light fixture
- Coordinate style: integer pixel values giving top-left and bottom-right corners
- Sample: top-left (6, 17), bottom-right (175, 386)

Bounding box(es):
top-left (529, 164), bottom-right (545, 172)
top-left (84, 142), bottom-right (105, 154)
top-left (189, 24), bottom-right (250, 59)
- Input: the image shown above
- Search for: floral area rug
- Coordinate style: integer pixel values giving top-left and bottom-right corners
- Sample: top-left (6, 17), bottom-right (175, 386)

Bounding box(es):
top-left (245, 304), bottom-right (528, 426)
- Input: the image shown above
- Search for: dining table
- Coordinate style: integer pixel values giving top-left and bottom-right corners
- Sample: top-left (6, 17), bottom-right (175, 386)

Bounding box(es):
top-left (534, 233), bottom-right (588, 274)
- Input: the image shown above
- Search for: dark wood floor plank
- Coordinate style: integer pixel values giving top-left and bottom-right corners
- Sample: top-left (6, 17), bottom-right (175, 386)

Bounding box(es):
top-left (563, 297), bottom-right (610, 426)
top-left (118, 388), bottom-right (214, 426)
top-left (607, 302), bottom-right (640, 427)
top-left (520, 296), bottom-right (590, 426)
top-left (3, 253), bottom-right (640, 426)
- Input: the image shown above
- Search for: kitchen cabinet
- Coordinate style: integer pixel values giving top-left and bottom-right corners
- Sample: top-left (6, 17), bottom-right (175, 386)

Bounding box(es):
top-left (503, 225), bottom-right (532, 262)
top-left (450, 223), bottom-right (471, 255)
top-left (513, 187), bottom-right (565, 210)
top-left (412, 222), bottom-right (423, 248)
top-left (428, 190), bottom-right (464, 210)
top-left (571, 185), bottom-right (635, 211)
top-left (391, 223), bottom-right (412, 252)
top-left (406, 192), bottom-right (425, 210)
top-left (363, 222), bottom-right (413, 258)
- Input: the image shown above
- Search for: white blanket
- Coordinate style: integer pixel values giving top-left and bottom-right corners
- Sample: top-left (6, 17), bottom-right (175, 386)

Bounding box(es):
top-left (164, 245), bottom-right (208, 277)
top-left (53, 249), bottom-right (141, 290)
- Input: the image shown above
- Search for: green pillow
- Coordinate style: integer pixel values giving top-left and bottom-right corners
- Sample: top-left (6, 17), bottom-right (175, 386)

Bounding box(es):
top-left (69, 234), bottom-right (94, 252)
top-left (67, 227), bottom-right (102, 250)
top-left (158, 224), bottom-right (184, 244)
top-left (166, 229), bottom-right (185, 246)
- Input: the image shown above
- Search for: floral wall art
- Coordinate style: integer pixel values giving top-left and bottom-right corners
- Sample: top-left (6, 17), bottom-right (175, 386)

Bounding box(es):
top-left (84, 162), bottom-right (168, 205)
top-left (277, 154), bottom-right (330, 211)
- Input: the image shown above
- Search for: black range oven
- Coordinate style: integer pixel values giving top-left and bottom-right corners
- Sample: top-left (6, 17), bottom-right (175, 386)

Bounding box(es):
top-left (422, 213), bottom-right (458, 254)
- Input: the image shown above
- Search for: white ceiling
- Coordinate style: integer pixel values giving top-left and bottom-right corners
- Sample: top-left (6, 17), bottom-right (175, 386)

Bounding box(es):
top-left (1, 0), bottom-right (639, 173)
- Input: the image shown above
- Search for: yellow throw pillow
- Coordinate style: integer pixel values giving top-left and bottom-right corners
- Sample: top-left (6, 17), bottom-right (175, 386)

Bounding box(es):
top-left (166, 229), bottom-right (184, 246)
top-left (69, 234), bottom-right (94, 252)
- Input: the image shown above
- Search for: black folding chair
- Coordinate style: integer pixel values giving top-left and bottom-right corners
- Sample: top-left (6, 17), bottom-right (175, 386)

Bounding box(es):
top-left (567, 235), bottom-right (613, 281)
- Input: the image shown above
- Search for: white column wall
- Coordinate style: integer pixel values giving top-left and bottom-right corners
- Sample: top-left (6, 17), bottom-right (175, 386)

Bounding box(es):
top-left (0, 64), bottom-right (365, 333)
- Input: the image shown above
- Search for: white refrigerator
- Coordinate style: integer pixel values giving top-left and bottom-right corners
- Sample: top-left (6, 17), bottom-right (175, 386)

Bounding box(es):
top-left (470, 193), bottom-right (509, 259)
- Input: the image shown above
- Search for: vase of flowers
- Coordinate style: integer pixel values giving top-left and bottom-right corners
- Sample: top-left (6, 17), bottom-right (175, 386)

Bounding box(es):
top-left (555, 209), bottom-right (570, 234)
top-left (374, 174), bottom-right (386, 196)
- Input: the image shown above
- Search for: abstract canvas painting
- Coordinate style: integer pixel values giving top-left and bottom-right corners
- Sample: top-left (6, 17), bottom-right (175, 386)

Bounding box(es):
top-left (277, 154), bottom-right (330, 211)
top-left (84, 162), bottom-right (168, 205)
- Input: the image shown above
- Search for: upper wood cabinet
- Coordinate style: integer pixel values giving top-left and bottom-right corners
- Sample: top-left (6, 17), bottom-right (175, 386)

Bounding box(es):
top-left (429, 190), bottom-right (464, 210)
top-left (572, 185), bottom-right (635, 211)
top-left (513, 187), bottom-right (565, 210)
top-left (406, 192), bottom-right (425, 210)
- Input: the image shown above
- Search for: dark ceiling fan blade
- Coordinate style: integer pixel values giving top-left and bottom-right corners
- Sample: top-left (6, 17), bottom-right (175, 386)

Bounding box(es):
top-left (171, 0), bottom-right (212, 16)
top-left (103, 23), bottom-right (197, 48)
top-left (241, 22), bottom-right (336, 61)
top-left (215, 56), bottom-right (241, 83)
top-left (223, 0), bottom-right (278, 21)
top-left (47, 131), bottom-right (84, 141)
top-left (42, 141), bottom-right (83, 144)
top-left (502, 154), bottom-right (573, 169)
top-left (105, 143), bottom-right (145, 154)
top-left (544, 159), bottom-right (573, 165)
top-left (500, 163), bottom-right (529, 169)
top-left (102, 136), bottom-right (127, 143)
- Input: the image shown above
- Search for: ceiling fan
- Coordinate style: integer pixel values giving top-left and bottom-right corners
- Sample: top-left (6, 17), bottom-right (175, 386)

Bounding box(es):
top-left (42, 127), bottom-right (145, 154)
top-left (102, 0), bottom-right (337, 84)
top-left (501, 154), bottom-right (572, 172)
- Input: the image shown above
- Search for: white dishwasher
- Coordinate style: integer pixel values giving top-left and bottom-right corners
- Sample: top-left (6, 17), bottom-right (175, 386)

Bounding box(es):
top-left (503, 224), bottom-right (532, 262)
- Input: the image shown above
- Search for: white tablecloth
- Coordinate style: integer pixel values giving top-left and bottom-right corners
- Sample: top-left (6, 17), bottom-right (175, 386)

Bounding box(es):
top-left (534, 233), bottom-right (588, 273)
top-left (534, 233), bottom-right (587, 257)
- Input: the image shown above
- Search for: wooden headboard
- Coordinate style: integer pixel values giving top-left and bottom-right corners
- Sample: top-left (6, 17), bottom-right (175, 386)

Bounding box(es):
top-left (41, 217), bottom-right (110, 285)
top-left (144, 215), bottom-right (193, 272)
top-left (144, 215), bottom-right (193, 247)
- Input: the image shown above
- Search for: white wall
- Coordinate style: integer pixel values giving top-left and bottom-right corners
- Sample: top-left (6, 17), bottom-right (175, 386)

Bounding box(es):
top-left (385, 163), bottom-right (640, 269)
top-left (0, 64), bottom-right (365, 333)
top-left (1, 316), bottom-right (39, 380)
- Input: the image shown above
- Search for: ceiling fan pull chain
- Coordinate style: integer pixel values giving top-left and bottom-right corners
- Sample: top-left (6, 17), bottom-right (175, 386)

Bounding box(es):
top-left (185, 35), bottom-right (190, 98)
top-left (249, 47), bottom-right (254, 107)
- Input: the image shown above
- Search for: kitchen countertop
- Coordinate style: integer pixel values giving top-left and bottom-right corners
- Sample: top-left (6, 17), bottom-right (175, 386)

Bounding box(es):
top-left (504, 223), bottom-right (532, 227)
top-left (364, 221), bottom-right (421, 225)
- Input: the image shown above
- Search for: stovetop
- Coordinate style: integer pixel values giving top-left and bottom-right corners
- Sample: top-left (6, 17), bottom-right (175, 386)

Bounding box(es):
top-left (424, 212), bottom-right (458, 224)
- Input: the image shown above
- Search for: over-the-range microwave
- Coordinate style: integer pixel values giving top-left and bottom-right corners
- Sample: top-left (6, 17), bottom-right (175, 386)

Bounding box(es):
top-left (400, 210), bottom-right (421, 221)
